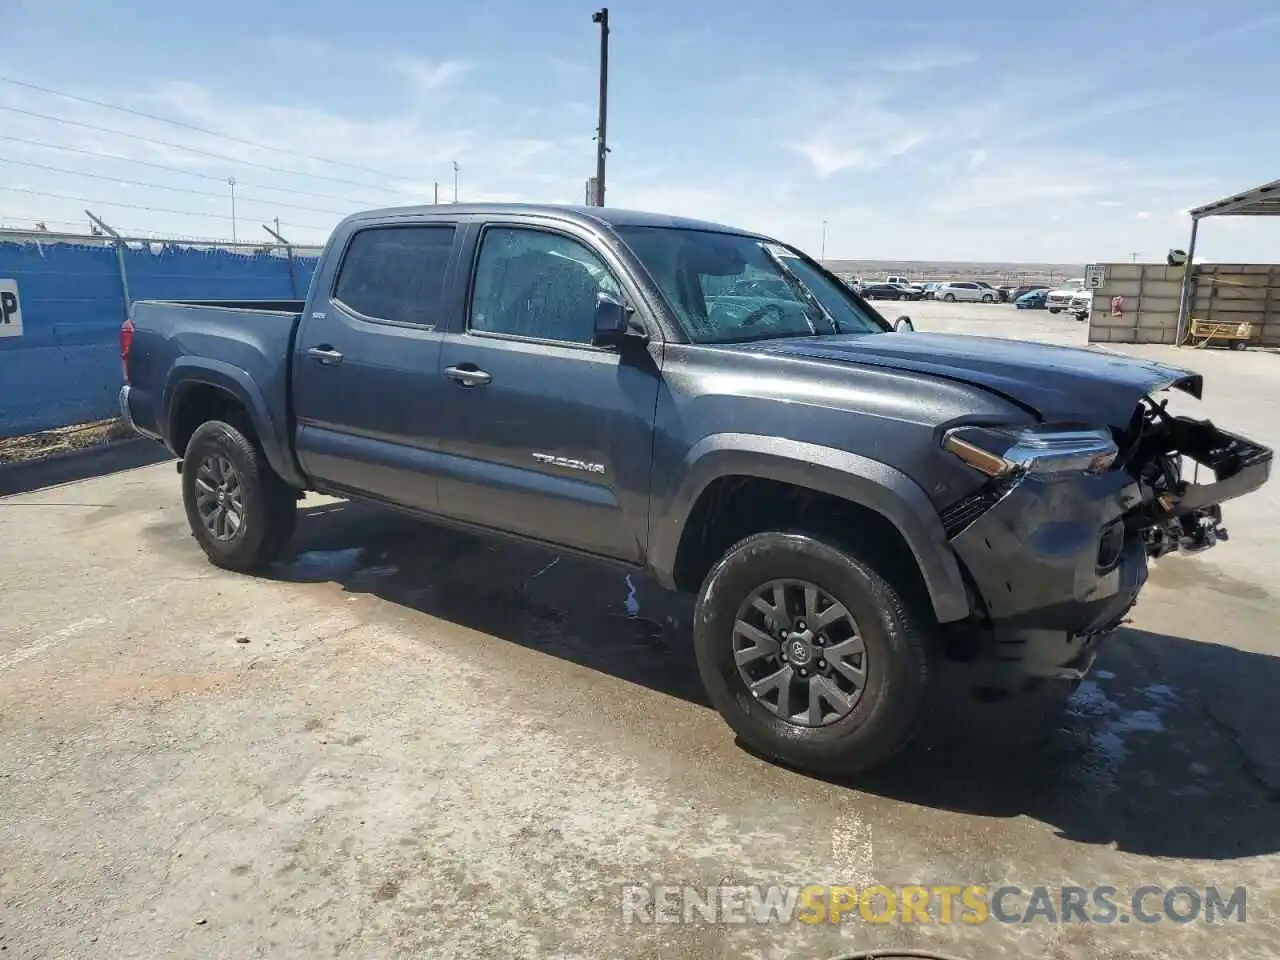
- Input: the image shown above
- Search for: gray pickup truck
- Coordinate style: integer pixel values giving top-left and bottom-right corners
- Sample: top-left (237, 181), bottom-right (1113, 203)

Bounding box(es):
top-left (120, 203), bottom-right (1271, 773)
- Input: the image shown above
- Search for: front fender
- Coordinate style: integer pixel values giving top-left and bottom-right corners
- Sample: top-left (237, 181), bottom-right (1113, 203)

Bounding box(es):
top-left (649, 433), bottom-right (969, 623)
top-left (163, 358), bottom-right (302, 486)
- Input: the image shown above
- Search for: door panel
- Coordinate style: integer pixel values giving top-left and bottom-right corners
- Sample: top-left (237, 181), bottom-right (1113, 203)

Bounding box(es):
top-left (292, 223), bottom-right (458, 512)
top-left (432, 223), bottom-right (660, 562)
top-left (435, 335), bottom-right (658, 561)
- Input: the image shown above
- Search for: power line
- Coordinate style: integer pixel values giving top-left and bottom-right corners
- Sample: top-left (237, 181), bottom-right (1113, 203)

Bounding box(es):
top-left (0, 104), bottom-right (422, 197)
top-left (0, 132), bottom-right (385, 207)
top-left (0, 74), bottom-right (420, 184)
top-left (0, 185), bottom-right (327, 231)
top-left (0, 155), bottom-right (354, 216)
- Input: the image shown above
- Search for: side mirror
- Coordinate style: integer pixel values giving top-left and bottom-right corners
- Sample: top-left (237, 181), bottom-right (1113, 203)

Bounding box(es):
top-left (894, 315), bottom-right (915, 333)
top-left (592, 292), bottom-right (646, 348)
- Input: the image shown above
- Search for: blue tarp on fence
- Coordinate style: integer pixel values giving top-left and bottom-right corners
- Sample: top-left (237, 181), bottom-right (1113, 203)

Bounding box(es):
top-left (0, 239), bottom-right (318, 437)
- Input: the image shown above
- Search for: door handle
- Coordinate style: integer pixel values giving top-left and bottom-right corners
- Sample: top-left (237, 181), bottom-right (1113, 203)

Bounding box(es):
top-left (444, 365), bottom-right (492, 387)
top-left (307, 345), bottom-right (344, 365)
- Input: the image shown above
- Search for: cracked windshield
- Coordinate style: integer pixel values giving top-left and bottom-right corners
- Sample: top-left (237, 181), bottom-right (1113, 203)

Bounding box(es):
top-left (1, 2), bottom-right (1277, 959)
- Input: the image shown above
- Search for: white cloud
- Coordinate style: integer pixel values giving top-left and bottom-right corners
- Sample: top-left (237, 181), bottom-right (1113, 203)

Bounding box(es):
top-left (393, 58), bottom-right (475, 97)
top-left (877, 49), bottom-right (979, 73)
top-left (1135, 211), bottom-right (1153, 219)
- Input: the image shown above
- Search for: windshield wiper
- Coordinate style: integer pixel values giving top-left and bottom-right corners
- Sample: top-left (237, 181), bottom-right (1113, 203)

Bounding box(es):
top-left (723, 330), bottom-right (819, 345)
top-left (759, 244), bottom-right (841, 334)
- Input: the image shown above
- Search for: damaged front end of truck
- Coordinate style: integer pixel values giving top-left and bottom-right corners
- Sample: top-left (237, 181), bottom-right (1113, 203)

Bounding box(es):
top-left (937, 373), bottom-right (1273, 697)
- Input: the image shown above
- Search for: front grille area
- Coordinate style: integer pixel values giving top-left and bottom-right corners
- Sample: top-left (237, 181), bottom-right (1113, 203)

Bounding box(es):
top-left (939, 476), bottom-right (1018, 538)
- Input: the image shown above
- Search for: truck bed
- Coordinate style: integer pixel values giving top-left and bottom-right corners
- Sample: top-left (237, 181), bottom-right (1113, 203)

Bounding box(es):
top-left (123, 299), bottom-right (307, 484)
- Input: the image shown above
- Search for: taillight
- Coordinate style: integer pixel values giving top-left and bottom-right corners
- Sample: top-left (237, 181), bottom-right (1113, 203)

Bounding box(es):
top-left (120, 316), bottom-right (134, 384)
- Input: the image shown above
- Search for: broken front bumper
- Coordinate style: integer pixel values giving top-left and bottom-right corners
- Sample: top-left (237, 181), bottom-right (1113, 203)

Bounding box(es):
top-left (941, 420), bottom-right (1271, 694)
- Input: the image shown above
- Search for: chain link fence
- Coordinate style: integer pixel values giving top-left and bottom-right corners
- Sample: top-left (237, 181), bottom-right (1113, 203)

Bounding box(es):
top-left (0, 227), bottom-right (321, 437)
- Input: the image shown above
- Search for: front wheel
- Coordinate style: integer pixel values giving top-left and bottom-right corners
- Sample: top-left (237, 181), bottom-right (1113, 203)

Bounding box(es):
top-left (693, 532), bottom-right (932, 774)
top-left (982, 294), bottom-right (994, 303)
top-left (1048, 307), bottom-right (1062, 314)
top-left (182, 420), bottom-right (297, 572)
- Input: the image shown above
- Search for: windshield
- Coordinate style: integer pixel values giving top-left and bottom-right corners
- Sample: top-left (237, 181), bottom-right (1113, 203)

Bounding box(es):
top-left (616, 226), bottom-right (886, 344)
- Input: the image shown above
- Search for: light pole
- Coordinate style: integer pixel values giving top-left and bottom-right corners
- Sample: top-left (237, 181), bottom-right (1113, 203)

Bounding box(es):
top-left (821, 220), bottom-right (828, 261)
top-left (452, 161), bottom-right (459, 203)
top-left (591, 8), bottom-right (610, 206)
top-left (227, 177), bottom-right (237, 241)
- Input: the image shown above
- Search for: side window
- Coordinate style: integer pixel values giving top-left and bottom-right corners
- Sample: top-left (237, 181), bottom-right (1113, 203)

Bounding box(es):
top-left (332, 225), bottom-right (456, 326)
top-left (470, 227), bottom-right (621, 344)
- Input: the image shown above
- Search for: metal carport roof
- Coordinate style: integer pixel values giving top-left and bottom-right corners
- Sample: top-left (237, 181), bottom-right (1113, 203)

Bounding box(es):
top-left (1176, 178), bottom-right (1280, 341)
top-left (1189, 178), bottom-right (1280, 218)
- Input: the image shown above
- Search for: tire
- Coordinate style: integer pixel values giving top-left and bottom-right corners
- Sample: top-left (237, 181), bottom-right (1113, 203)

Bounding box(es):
top-left (181, 419), bottom-right (297, 572)
top-left (693, 531), bottom-right (932, 774)
top-left (982, 294), bottom-right (994, 303)
top-left (1048, 307), bottom-right (1061, 314)
top-left (1231, 340), bottom-right (1248, 351)
top-left (942, 293), bottom-right (956, 302)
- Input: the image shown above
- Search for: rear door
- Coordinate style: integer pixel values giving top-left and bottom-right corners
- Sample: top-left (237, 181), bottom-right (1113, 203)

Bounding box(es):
top-left (433, 220), bottom-right (661, 563)
top-left (292, 220), bottom-right (460, 512)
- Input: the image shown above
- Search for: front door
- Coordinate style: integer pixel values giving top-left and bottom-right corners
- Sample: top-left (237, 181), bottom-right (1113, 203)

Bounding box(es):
top-left (292, 222), bottom-right (459, 513)
top-left (434, 223), bottom-right (660, 563)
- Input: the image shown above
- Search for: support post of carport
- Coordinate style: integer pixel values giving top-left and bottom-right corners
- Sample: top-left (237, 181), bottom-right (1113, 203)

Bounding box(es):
top-left (1175, 216), bottom-right (1200, 346)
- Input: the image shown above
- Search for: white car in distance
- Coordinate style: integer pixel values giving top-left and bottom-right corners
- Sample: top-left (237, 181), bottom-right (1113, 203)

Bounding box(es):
top-left (1045, 279), bottom-right (1087, 314)
top-left (933, 281), bottom-right (997, 303)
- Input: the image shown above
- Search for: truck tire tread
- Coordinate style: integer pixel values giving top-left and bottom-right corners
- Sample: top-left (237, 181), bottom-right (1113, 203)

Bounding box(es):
top-left (693, 530), bottom-right (932, 775)
top-left (181, 419), bottom-right (296, 572)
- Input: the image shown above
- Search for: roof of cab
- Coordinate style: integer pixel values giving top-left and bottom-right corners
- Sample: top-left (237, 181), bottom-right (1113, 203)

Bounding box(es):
top-left (341, 202), bottom-right (766, 238)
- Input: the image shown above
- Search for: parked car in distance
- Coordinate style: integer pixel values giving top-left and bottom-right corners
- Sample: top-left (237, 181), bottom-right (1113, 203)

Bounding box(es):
top-left (885, 275), bottom-right (911, 286)
top-left (997, 285), bottom-right (1017, 303)
top-left (119, 202), bottom-right (1273, 776)
top-left (1046, 279), bottom-right (1087, 313)
top-left (1011, 284), bottom-right (1050, 302)
top-left (1070, 291), bottom-right (1093, 321)
top-left (934, 281), bottom-right (996, 303)
top-left (862, 282), bottom-right (916, 301)
top-left (919, 282), bottom-right (940, 300)
top-left (1015, 289), bottom-right (1049, 309)
top-left (971, 280), bottom-right (1005, 302)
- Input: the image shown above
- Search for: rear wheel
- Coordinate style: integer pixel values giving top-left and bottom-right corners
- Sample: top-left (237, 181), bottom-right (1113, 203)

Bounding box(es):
top-left (693, 532), bottom-right (931, 774)
top-left (182, 420), bottom-right (297, 572)
top-left (1048, 307), bottom-right (1062, 314)
top-left (942, 293), bottom-right (956, 302)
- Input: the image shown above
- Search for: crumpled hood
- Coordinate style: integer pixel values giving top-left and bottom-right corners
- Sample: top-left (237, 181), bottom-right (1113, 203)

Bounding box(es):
top-left (736, 332), bottom-right (1203, 426)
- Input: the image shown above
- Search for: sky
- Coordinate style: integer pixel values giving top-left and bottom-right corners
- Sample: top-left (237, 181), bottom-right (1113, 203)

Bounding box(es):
top-left (2, 0), bottom-right (1279, 262)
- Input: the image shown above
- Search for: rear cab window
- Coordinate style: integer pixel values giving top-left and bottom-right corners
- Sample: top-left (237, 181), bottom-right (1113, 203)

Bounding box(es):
top-left (332, 225), bottom-right (457, 327)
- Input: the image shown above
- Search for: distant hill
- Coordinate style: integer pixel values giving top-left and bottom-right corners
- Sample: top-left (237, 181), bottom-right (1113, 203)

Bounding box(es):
top-left (820, 259), bottom-right (1085, 285)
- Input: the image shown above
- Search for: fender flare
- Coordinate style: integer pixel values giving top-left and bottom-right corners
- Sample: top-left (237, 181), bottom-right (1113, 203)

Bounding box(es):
top-left (649, 433), bottom-right (969, 623)
top-left (163, 358), bottom-right (303, 487)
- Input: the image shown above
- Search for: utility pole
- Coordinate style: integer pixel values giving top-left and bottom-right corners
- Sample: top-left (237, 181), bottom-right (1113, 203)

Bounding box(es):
top-left (227, 177), bottom-right (238, 241)
top-left (821, 220), bottom-right (828, 261)
top-left (591, 8), bottom-right (610, 206)
top-left (434, 181), bottom-right (439, 205)
top-left (452, 161), bottom-right (459, 203)
top-left (1128, 251), bottom-right (1141, 263)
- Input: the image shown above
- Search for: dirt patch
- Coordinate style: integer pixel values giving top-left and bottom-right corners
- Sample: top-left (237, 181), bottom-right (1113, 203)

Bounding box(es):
top-left (0, 419), bottom-right (132, 466)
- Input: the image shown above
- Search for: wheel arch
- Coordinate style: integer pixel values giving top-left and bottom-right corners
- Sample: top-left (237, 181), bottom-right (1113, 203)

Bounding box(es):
top-left (650, 434), bottom-right (970, 623)
top-left (164, 358), bottom-right (303, 487)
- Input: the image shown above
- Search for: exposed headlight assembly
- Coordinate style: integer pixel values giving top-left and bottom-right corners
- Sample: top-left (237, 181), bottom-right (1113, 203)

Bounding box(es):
top-left (943, 425), bottom-right (1118, 477)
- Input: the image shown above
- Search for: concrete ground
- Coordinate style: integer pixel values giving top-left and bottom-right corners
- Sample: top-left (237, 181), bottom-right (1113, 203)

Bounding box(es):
top-left (2, 301), bottom-right (1278, 959)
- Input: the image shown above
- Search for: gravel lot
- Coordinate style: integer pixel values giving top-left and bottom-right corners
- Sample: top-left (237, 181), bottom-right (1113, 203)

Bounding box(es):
top-left (2, 301), bottom-right (1278, 959)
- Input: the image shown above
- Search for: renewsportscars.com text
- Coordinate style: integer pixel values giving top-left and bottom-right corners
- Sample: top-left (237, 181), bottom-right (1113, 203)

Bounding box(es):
top-left (619, 884), bottom-right (1247, 926)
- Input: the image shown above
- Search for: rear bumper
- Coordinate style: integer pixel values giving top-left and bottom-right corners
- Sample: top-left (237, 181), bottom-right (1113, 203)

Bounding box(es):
top-left (118, 385), bottom-right (164, 443)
